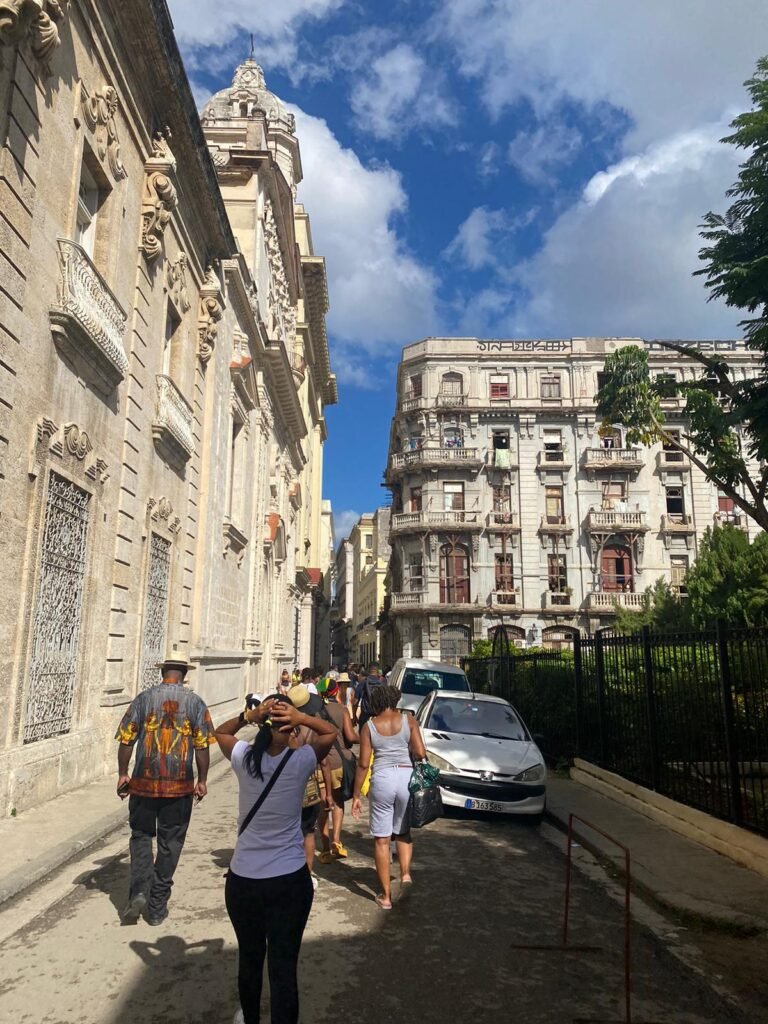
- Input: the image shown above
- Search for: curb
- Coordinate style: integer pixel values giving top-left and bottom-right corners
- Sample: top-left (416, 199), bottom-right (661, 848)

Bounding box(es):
top-left (0, 805), bottom-right (129, 908)
top-left (0, 753), bottom-right (232, 910)
top-left (544, 806), bottom-right (767, 937)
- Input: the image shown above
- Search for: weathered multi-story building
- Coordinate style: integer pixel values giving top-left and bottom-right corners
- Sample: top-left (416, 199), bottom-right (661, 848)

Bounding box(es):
top-left (330, 509), bottom-right (391, 667)
top-left (0, 1), bottom-right (335, 813)
top-left (384, 337), bottom-right (760, 661)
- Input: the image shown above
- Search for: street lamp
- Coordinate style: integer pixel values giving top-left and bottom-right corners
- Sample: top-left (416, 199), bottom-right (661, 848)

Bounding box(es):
top-left (527, 623), bottom-right (539, 647)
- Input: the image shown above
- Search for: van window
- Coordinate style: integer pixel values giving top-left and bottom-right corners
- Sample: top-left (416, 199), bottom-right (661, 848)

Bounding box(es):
top-left (400, 669), bottom-right (471, 697)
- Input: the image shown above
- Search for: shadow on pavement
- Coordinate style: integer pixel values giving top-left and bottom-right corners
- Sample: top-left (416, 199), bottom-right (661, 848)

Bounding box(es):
top-left (73, 852), bottom-right (130, 921)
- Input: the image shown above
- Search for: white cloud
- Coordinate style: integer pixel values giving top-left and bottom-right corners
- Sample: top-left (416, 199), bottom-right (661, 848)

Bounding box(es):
top-left (508, 121), bottom-right (583, 186)
top-left (514, 124), bottom-right (741, 338)
top-left (438, 0), bottom-right (768, 148)
top-left (433, 1), bottom-right (767, 339)
top-left (167, 0), bottom-right (344, 66)
top-left (333, 509), bottom-right (360, 543)
top-left (290, 106), bottom-right (439, 351)
top-left (349, 43), bottom-right (456, 141)
top-left (444, 207), bottom-right (510, 271)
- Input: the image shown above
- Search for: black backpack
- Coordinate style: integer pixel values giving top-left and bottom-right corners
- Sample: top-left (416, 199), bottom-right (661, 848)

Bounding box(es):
top-left (360, 676), bottom-right (385, 716)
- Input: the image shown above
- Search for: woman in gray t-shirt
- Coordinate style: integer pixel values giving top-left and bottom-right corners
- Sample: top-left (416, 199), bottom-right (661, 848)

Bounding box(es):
top-left (215, 694), bottom-right (338, 1024)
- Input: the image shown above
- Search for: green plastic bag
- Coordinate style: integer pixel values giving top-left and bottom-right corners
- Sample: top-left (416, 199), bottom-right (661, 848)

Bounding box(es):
top-left (408, 760), bottom-right (440, 794)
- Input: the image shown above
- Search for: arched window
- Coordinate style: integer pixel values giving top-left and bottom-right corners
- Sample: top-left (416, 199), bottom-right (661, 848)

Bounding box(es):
top-left (541, 626), bottom-right (578, 651)
top-left (440, 540), bottom-right (470, 604)
top-left (488, 624), bottom-right (526, 649)
top-left (601, 544), bottom-right (633, 592)
top-left (440, 624), bottom-right (471, 664)
top-left (440, 371), bottom-right (463, 396)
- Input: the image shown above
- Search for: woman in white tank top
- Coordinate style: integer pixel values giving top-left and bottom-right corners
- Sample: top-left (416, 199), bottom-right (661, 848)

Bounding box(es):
top-left (352, 684), bottom-right (427, 909)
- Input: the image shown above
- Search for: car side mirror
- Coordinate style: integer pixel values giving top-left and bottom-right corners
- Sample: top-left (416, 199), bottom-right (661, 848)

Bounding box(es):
top-left (533, 733), bottom-right (545, 746)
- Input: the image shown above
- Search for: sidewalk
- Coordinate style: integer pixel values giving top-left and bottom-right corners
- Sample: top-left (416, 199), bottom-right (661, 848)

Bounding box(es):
top-left (546, 774), bottom-right (768, 934)
top-left (0, 752), bottom-right (230, 907)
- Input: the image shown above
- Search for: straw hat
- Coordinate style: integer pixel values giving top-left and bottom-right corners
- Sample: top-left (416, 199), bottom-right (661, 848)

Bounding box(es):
top-left (337, 672), bottom-right (351, 683)
top-left (157, 647), bottom-right (196, 671)
top-left (287, 684), bottom-right (323, 714)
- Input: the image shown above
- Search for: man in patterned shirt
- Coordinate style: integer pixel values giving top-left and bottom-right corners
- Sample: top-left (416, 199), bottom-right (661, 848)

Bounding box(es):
top-left (115, 648), bottom-right (215, 925)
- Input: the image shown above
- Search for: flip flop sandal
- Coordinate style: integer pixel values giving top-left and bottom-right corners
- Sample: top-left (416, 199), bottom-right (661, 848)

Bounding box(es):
top-left (375, 895), bottom-right (393, 910)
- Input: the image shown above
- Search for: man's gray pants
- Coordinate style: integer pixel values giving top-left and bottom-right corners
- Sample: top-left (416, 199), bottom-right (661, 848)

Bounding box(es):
top-left (128, 795), bottom-right (193, 917)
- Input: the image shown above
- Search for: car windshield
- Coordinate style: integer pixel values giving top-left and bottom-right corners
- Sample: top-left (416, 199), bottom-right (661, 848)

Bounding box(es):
top-left (426, 697), bottom-right (528, 741)
top-left (400, 669), bottom-right (471, 697)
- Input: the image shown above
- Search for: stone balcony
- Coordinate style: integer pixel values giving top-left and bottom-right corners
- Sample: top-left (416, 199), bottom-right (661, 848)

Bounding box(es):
top-left (585, 510), bottom-right (649, 533)
top-left (487, 511), bottom-right (520, 531)
top-left (153, 374), bottom-right (195, 464)
top-left (586, 591), bottom-right (646, 614)
top-left (543, 590), bottom-right (577, 613)
top-left (536, 449), bottom-right (573, 471)
top-left (389, 447), bottom-right (482, 474)
top-left (583, 448), bottom-right (644, 473)
top-left (391, 591), bottom-right (426, 607)
top-left (390, 509), bottom-right (483, 534)
top-left (660, 513), bottom-right (696, 534)
top-left (490, 589), bottom-right (518, 607)
top-left (400, 393), bottom-right (429, 412)
top-left (538, 515), bottom-right (574, 536)
top-left (658, 450), bottom-right (690, 471)
top-left (435, 392), bottom-right (468, 408)
top-left (291, 351), bottom-right (306, 381)
top-left (49, 238), bottom-right (129, 395)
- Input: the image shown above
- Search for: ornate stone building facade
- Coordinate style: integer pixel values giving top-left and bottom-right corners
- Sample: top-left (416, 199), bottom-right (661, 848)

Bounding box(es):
top-left (0, 1), bottom-right (336, 813)
top-left (384, 337), bottom-right (760, 661)
top-left (330, 510), bottom-right (391, 667)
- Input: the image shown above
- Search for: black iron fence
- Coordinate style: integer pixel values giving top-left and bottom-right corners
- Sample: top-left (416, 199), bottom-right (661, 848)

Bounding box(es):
top-left (463, 624), bottom-right (768, 837)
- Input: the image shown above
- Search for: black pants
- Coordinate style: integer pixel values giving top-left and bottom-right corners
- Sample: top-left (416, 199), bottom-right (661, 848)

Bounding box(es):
top-left (225, 867), bottom-right (314, 1024)
top-left (128, 795), bottom-right (193, 917)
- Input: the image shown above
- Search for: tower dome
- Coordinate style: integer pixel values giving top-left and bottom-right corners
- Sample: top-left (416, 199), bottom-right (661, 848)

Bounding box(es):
top-left (200, 58), bottom-right (295, 135)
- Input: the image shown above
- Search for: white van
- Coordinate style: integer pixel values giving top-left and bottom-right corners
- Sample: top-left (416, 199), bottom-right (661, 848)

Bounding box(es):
top-left (388, 658), bottom-right (472, 714)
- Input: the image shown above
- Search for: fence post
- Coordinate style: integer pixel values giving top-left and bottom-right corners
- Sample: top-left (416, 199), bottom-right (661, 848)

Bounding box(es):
top-left (716, 620), bottom-right (744, 827)
top-left (573, 632), bottom-right (583, 759)
top-left (595, 630), bottom-right (607, 767)
top-left (641, 625), bottom-right (659, 792)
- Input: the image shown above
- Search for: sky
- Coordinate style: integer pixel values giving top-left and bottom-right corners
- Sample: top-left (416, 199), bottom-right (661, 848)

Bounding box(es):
top-left (167, 0), bottom-right (768, 545)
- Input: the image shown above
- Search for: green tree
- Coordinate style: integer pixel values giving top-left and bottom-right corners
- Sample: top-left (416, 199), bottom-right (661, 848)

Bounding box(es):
top-left (685, 524), bottom-right (768, 628)
top-left (597, 57), bottom-right (768, 530)
top-left (612, 577), bottom-right (688, 634)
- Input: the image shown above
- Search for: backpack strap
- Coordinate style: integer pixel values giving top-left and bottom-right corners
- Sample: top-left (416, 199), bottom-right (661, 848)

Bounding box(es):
top-left (238, 748), bottom-right (295, 836)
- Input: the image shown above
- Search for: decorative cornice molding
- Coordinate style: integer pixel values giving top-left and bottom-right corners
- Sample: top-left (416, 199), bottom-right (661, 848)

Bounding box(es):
top-left (146, 496), bottom-right (182, 536)
top-left (30, 418), bottom-right (109, 488)
top-left (80, 83), bottom-right (127, 181)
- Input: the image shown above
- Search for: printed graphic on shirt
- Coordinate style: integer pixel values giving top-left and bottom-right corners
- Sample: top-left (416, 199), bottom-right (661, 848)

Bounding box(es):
top-left (116, 684), bottom-right (216, 797)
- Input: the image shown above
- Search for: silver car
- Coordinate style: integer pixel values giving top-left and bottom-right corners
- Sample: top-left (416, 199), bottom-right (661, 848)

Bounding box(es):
top-left (416, 691), bottom-right (547, 819)
top-left (388, 658), bottom-right (472, 714)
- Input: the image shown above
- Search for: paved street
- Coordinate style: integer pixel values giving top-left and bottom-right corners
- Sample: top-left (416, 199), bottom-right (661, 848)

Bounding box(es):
top-left (0, 767), bottom-right (748, 1024)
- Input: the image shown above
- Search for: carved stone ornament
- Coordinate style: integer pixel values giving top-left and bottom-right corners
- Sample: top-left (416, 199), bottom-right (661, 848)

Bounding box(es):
top-left (263, 198), bottom-right (295, 348)
top-left (146, 495), bottom-right (182, 535)
top-left (30, 417), bottom-right (109, 487)
top-left (80, 83), bottom-right (127, 181)
top-left (197, 265), bottom-right (223, 365)
top-left (0, 0), bottom-right (66, 70)
top-left (141, 128), bottom-right (177, 263)
top-left (166, 252), bottom-right (191, 313)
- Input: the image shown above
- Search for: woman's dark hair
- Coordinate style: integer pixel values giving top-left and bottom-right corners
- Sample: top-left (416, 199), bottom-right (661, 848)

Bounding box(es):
top-left (242, 693), bottom-right (294, 780)
top-left (369, 684), bottom-right (401, 717)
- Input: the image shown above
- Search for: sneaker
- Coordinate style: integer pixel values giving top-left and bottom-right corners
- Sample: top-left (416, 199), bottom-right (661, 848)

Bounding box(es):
top-left (120, 892), bottom-right (147, 923)
top-left (147, 907), bottom-right (169, 927)
top-left (311, 873), bottom-right (319, 891)
top-left (331, 841), bottom-right (348, 859)
top-left (317, 850), bottom-right (334, 865)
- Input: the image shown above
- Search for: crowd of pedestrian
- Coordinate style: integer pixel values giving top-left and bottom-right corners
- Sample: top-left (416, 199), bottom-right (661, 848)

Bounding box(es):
top-left (114, 652), bottom-right (425, 1024)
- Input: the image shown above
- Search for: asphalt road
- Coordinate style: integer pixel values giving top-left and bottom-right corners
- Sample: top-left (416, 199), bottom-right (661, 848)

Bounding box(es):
top-left (0, 767), bottom-right (749, 1024)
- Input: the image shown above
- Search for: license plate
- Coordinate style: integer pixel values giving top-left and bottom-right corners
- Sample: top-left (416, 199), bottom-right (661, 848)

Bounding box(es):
top-left (466, 798), bottom-right (504, 812)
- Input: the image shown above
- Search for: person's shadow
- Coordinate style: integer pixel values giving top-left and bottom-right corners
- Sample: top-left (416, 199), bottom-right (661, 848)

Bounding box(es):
top-left (73, 852), bottom-right (130, 920)
top-left (109, 935), bottom-right (238, 1023)
top-left (211, 847), bottom-right (234, 871)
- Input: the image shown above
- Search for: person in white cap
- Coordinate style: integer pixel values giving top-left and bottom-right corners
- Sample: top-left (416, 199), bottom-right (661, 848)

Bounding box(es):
top-left (115, 647), bottom-right (215, 926)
